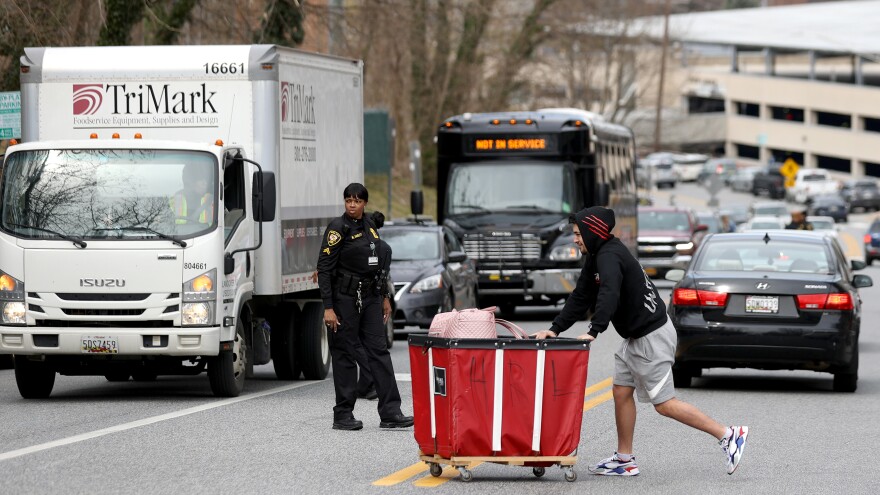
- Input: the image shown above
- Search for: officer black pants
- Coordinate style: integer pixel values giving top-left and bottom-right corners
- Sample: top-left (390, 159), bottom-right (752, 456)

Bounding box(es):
top-left (329, 291), bottom-right (401, 421)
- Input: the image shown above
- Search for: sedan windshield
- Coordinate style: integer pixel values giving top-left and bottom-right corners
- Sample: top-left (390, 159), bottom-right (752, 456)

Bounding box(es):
top-left (696, 240), bottom-right (832, 274)
top-left (1, 149), bottom-right (217, 240)
top-left (383, 229), bottom-right (440, 261)
top-left (447, 162), bottom-right (575, 215)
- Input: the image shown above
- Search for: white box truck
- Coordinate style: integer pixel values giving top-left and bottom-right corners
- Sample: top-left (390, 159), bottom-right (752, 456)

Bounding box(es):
top-left (0, 45), bottom-right (363, 397)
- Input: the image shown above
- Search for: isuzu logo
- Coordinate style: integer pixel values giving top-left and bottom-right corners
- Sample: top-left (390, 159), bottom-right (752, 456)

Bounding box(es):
top-left (80, 278), bottom-right (126, 288)
top-left (755, 282), bottom-right (770, 290)
top-left (490, 231), bottom-right (511, 237)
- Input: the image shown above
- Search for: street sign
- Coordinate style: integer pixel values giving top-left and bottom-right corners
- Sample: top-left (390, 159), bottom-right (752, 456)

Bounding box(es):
top-left (0, 91), bottom-right (21, 139)
top-left (785, 177), bottom-right (796, 188)
top-left (780, 158), bottom-right (800, 179)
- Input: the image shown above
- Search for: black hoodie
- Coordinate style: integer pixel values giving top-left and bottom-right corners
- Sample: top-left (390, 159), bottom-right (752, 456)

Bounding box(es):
top-left (549, 206), bottom-right (667, 339)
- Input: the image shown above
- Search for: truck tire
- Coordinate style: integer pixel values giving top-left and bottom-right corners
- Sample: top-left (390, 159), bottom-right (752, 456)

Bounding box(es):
top-left (271, 303), bottom-right (302, 380)
top-left (14, 356), bottom-right (56, 399)
top-left (208, 320), bottom-right (247, 397)
top-left (298, 302), bottom-right (330, 380)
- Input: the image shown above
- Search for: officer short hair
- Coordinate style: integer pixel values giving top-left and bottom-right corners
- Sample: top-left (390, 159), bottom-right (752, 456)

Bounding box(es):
top-left (343, 183), bottom-right (369, 202)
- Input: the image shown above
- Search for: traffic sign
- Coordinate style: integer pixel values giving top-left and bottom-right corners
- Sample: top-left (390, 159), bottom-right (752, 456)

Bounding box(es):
top-left (785, 177), bottom-right (796, 188)
top-left (780, 158), bottom-right (800, 179)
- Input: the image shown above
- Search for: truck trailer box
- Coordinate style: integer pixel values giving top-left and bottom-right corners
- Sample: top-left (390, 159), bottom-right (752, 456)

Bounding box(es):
top-left (0, 45), bottom-right (363, 397)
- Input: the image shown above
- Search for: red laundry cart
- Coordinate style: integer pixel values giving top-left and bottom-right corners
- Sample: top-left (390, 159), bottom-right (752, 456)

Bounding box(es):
top-left (408, 335), bottom-right (590, 482)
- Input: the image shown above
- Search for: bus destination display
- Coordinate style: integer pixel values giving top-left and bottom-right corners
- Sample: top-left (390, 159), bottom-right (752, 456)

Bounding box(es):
top-left (466, 134), bottom-right (556, 154)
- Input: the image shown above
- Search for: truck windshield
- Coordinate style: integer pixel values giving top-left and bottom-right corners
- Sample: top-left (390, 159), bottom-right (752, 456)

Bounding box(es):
top-left (447, 162), bottom-right (575, 216)
top-left (1, 149), bottom-right (218, 240)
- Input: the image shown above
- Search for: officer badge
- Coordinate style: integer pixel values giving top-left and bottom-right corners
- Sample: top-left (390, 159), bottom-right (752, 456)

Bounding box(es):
top-left (327, 230), bottom-right (341, 246)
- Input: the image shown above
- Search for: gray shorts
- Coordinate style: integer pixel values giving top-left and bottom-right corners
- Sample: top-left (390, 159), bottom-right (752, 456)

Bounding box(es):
top-left (613, 317), bottom-right (677, 405)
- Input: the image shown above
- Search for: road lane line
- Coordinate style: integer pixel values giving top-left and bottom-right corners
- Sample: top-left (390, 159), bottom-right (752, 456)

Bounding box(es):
top-left (0, 381), bottom-right (318, 463)
top-left (413, 462), bottom-right (482, 487)
top-left (840, 231), bottom-right (862, 259)
top-left (584, 377), bottom-right (613, 396)
top-left (373, 462), bottom-right (429, 486)
top-left (584, 390), bottom-right (614, 411)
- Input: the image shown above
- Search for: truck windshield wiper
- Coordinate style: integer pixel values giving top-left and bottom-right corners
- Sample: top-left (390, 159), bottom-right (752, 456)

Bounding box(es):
top-left (452, 204), bottom-right (492, 214)
top-left (9, 223), bottom-right (87, 249)
top-left (95, 226), bottom-right (187, 247)
top-left (504, 204), bottom-right (554, 212)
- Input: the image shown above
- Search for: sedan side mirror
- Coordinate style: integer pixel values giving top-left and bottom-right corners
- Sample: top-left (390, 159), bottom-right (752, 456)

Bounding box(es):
top-left (694, 224), bottom-right (709, 233)
top-left (853, 274), bottom-right (873, 288)
top-left (448, 250), bottom-right (467, 263)
top-left (851, 259), bottom-right (867, 271)
top-left (665, 269), bottom-right (685, 282)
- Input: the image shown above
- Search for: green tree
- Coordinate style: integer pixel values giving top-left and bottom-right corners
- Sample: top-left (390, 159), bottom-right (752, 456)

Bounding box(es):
top-left (97, 0), bottom-right (147, 46)
top-left (255, 0), bottom-right (306, 46)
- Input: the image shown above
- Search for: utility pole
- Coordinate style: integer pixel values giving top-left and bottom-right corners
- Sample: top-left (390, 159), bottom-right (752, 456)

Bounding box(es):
top-left (653, 0), bottom-right (671, 152)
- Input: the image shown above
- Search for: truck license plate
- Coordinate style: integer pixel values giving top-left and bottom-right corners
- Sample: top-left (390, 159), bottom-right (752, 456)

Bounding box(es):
top-left (81, 336), bottom-right (119, 354)
top-left (745, 295), bottom-right (778, 314)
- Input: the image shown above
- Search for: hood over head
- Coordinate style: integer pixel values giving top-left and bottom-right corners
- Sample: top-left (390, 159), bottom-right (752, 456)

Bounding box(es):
top-left (574, 206), bottom-right (615, 253)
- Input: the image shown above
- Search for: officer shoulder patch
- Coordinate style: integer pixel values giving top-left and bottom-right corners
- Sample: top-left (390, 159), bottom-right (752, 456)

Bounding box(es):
top-left (370, 227), bottom-right (379, 239)
top-left (323, 247), bottom-right (331, 255)
top-left (327, 230), bottom-right (342, 247)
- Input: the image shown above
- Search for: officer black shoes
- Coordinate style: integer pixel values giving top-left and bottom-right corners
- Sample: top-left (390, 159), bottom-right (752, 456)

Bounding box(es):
top-left (332, 417), bottom-right (364, 431)
top-left (357, 388), bottom-right (379, 401)
top-left (380, 414), bottom-right (414, 429)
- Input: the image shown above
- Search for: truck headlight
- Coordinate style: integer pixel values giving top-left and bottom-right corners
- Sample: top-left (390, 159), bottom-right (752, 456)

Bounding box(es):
top-left (675, 242), bottom-right (694, 254)
top-left (410, 274), bottom-right (443, 293)
top-left (0, 270), bottom-right (25, 325)
top-left (549, 244), bottom-right (582, 261)
top-left (182, 269), bottom-right (216, 326)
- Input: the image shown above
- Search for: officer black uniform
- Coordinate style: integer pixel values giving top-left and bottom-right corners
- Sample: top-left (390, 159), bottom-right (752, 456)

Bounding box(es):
top-left (318, 201), bottom-right (412, 430)
top-left (785, 207), bottom-right (814, 231)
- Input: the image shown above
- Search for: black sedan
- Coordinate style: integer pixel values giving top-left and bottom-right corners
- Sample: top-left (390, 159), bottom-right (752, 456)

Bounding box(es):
top-left (382, 222), bottom-right (479, 333)
top-left (807, 194), bottom-right (848, 223)
top-left (666, 231), bottom-right (871, 392)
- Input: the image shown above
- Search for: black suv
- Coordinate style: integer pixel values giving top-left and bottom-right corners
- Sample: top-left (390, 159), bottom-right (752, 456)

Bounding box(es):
top-left (751, 164), bottom-right (785, 199)
top-left (840, 179), bottom-right (880, 212)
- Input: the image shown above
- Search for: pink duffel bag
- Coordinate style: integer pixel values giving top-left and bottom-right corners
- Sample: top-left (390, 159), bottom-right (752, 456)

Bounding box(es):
top-left (428, 307), bottom-right (528, 339)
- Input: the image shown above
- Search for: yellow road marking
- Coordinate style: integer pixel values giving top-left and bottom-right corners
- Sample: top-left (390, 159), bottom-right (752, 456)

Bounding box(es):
top-left (372, 462), bottom-right (429, 486)
top-left (583, 390), bottom-right (614, 411)
top-left (584, 377), bottom-right (613, 396)
top-left (840, 231), bottom-right (862, 259)
top-left (413, 462), bottom-right (482, 487)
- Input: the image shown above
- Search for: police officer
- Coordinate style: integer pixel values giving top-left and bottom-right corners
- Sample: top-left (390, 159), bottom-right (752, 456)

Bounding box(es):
top-left (318, 183), bottom-right (413, 431)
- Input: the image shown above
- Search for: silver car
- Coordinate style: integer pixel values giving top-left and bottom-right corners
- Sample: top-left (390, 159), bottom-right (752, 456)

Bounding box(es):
top-left (637, 158), bottom-right (678, 189)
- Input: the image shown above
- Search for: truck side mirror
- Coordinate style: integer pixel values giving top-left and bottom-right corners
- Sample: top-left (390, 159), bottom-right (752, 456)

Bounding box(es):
top-left (253, 171), bottom-right (276, 222)
top-left (411, 190), bottom-right (424, 216)
top-left (224, 254), bottom-right (235, 275)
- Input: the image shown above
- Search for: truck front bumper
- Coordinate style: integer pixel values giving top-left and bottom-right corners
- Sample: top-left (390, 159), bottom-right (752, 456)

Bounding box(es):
top-left (477, 268), bottom-right (581, 296)
top-left (0, 327), bottom-right (221, 356)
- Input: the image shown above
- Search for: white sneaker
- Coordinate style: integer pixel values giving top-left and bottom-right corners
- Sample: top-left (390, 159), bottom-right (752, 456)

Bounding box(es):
top-left (588, 453), bottom-right (639, 476)
top-left (721, 426), bottom-right (749, 475)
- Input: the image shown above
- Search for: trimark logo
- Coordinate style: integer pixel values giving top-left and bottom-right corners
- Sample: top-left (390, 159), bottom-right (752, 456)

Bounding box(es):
top-left (73, 84), bottom-right (104, 115)
top-left (280, 82), bottom-right (289, 122)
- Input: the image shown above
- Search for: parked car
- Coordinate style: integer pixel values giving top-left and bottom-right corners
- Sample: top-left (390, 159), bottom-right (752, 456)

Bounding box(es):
top-left (840, 179), bottom-right (880, 212)
top-left (697, 158), bottom-right (739, 186)
top-left (673, 153), bottom-right (709, 182)
top-left (808, 215), bottom-right (838, 238)
top-left (749, 200), bottom-right (789, 221)
top-left (751, 164), bottom-right (786, 199)
top-left (637, 206), bottom-right (708, 279)
top-left (729, 167), bottom-right (759, 193)
top-left (666, 231), bottom-right (871, 392)
top-left (864, 218), bottom-right (880, 265)
top-left (636, 157), bottom-right (678, 189)
top-left (788, 168), bottom-right (839, 204)
top-left (807, 194), bottom-right (848, 223)
top-left (739, 216), bottom-right (786, 232)
top-left (382, 222), bottom-right (479, 333)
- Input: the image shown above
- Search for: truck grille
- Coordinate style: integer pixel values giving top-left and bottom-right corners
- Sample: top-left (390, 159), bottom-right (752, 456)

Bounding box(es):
top-left (462, 234), bottom-right (542, 261)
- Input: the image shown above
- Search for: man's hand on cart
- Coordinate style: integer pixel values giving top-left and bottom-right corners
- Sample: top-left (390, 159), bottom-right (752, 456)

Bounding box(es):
top-left (577, 333), bottom-right (595, 341)
top-left (531, 330), bottom-right (557, 339)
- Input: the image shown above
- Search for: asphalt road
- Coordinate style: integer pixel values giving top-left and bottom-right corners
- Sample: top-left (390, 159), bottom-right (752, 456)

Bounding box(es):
top-left (1, 182), bottom-right (878, 494)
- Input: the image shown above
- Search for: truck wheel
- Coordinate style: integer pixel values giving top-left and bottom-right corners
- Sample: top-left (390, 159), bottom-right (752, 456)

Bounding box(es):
top-left (14, 356), bottom-right (56, 399)
top-left (208, 320), bottom-right (247, 397)
top-left (298, 302), bottom-right (330, 380)
top-left (271, 304), bottom-right (302, 380)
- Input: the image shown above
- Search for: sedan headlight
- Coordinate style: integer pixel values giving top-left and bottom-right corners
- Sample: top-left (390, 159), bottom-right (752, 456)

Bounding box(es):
top-left (549, 244), bottom-right (582, 261)
top-left (182, 269), bottom-right (216, 326)
top-left (410, 274), bottom-right (443, 294)
top-left (0, 270), bottom-right (25, 325)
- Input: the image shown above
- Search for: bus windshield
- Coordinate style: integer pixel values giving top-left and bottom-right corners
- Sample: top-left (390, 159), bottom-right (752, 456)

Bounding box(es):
top-left (1, 149), bottom-right (218, 241)
top-left (447, 162), bottom-right (575, 215)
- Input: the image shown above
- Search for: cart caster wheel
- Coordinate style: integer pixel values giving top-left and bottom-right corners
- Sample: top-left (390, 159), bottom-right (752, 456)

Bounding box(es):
top-left (429, 463), bottom-right (442, 477)
top-left (563, 467), bottom-right (577, 482)
top-left (532, 467), bottom-right (545, 477)
top-left (457, 467), bottom-right (473, 482)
